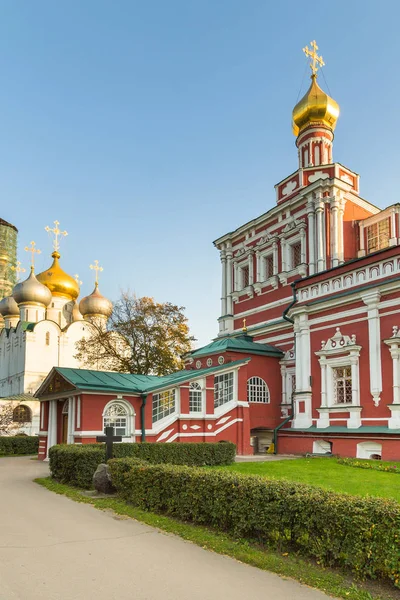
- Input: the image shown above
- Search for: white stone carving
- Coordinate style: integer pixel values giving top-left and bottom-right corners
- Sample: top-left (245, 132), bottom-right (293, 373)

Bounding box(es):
top-left (308, 171), bottom-right (329, 183)
top-left (282, 180), bottom-right (298, 196)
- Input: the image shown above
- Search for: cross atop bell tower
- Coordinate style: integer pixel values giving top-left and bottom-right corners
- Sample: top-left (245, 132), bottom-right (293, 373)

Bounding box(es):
top-left (303, 40), bottom-right (325, 76)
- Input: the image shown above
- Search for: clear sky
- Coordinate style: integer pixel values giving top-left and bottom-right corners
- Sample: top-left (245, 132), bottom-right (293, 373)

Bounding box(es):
top-left (1, 1), bottom-right (399, 347)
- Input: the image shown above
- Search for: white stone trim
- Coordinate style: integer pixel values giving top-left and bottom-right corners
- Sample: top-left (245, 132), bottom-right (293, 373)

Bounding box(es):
top-left (362, 291), bottom-right (382, 406)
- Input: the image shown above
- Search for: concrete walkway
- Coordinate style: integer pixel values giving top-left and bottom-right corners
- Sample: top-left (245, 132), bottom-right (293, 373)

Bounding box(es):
top-left (0, 457), bottom-right (331, 600)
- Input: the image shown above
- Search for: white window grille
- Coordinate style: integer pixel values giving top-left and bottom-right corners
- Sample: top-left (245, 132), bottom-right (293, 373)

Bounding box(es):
top-left (189, 382), bottom-right (202, 412)
top-left (247, 377), bottom-right (270, 403)
top-left (241, 265), bottom-right (249, 289)
top-left (103, 402), bottom-right (129, 436)
top-left (214, 372), bottom-right (234, 408)
top-left (152, 389), bottom-right (176, 423)
top-left (333, 366), bottom-right (352, 404)
top-left (366, 219), bottom-right (390, 253)
top-left (291, 242), bottom-right (302, 268)
top-left (264, 255), bottom-right (274, 279)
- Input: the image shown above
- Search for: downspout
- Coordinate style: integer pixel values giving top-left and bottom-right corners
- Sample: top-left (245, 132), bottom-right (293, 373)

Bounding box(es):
top-left (140, 394), bottom-right (147, 442)
top-left (273, 282), bottom-right (297, 454)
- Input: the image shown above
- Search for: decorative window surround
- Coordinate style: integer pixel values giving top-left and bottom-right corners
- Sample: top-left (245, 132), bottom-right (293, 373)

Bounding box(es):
top-left (315, 328), bottom-right (362, 428)
top-left (384, 326), bottom-right (400, 428)
top-left (362, 291), bottom-right (382, 407)
top-left (103, 398), bottom-right (135, 440)
top-left (280, 346), bottom-right (295, 418)
top-left (358, 206), bottom-right (398, 257)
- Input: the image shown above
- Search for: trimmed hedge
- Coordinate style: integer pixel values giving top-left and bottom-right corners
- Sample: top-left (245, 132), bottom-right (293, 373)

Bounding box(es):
top-left (108, 461), bottom-right (400, 588)
top-left (0, 436), bottom-right (39, 456)
top-left (49, 442), bottom-right (236, 489)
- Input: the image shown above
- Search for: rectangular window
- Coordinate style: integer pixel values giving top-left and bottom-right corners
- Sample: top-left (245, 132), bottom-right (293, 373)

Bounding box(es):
top-left (214, 372), bottom-right (234, 408)
top-left (333, 366), bottom-right (352, 404)
top-left (366, 218), bottom-right (390, 253)
top-left (189, 383), bottom-right (202, 412)
top-left (241, 265), bottom-right (249, 289)
top-left (291, 242), bottom-right (302, 268)
top-left (104, 416), bottom-right (127, 436)
top-left (152, 389), bottom-right (176, 423)
top-left (264, 254), bottom-right (274, 279)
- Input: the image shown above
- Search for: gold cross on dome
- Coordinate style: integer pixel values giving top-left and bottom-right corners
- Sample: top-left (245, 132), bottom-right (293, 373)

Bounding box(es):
top-left (24, 241), bottom-right (41, 268)
top-left (74, 274), bottom-right (82, 286)
top-left (303, 40), bottom-right (325, 75)
top-left (242, 318), bottom-right (247, 333)
top-left (90, 260), bottom-right (103, 284)
top-left (45, 220), bottom-right (68, 252)
top-left (11, 261), bottom-right (26, 281)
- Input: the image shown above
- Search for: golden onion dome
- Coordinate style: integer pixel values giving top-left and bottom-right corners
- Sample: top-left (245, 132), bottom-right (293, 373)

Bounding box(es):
top-left (12, 268), bottom-right (52, 307)
top-left (292, 75), bottom-right (340, 137)
top-left (79, 283), bottom-right (112, 319)
top-left (36, 251), bottom-right (80, 301)
top-left (0, 295), bottom-right (20, 317)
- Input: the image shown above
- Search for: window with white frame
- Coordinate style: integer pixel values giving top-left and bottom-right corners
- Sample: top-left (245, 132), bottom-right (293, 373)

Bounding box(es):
top-left (366, 219), bottom-right (390, 253)
top-left (103, 402), bottom-right (128, 436)
top-left (291, 242), bottom-right (302, 269)
top-left (214, 372), bottom-right (234, 408)
top-left (189, 381), bottom-right (202, 412)
top-left (240, 265), bottom-right (249, 289)
top-left (333, 366), bottom-right (352, 404)
top-left (264, 254), bottom-right (274, 279)
top-left (247, 377), bottom-right (270, 403)
top-left (152, 389), bottom-right (176, 423)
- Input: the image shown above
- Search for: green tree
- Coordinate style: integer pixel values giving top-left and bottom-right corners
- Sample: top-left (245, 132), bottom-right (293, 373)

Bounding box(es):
top-left (74, 293), bottom-right (194, 375)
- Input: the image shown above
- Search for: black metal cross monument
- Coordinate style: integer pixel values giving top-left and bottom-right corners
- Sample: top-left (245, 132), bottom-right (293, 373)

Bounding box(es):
top-left (96, 426), bottom-right (122, 460)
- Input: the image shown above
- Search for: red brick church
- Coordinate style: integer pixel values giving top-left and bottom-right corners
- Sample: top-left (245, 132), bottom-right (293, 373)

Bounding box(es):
top-left (37, 43), bottom-right (400, 460)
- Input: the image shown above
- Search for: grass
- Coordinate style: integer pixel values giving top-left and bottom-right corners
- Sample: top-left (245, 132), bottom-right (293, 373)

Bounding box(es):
top-left (216, 458), bottom-right (400, 501)
top-left (36, 476), bottom-right (398, 600)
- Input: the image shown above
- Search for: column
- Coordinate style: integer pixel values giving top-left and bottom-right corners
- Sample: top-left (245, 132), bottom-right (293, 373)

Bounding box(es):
top-left (362, 291), bottom-right (382, 407)
top-left (281, 239), bottom-right (287, 271)
top-left (350, 355), bottom-right (360, 407)
top-left (255, 251), bottom-right (261, 282)
top-left (307, 202), bottom-right (316, 275)
top-left (390, 208), bottom-right (397, 246)
top-left (300, 227), bottom-right (307, 264)
top-left (320, 361), bottom-right (327, 407)
top-left (281, 365), bottom-right (287, 405)
top-left (338, 197), bottom-right (346, 263)
top-left (358, 223), bottom-right (366, 257)
top-left (220, 248), bottom-right (227, 316)
top-left (233, 261), bottom-right (239, 292)
top-left (248, 252), bottom-right (254, 285)
top-left (67, 396), bottom-right (75, 444)
top-left (46, 399), bottom-right (58, 458)
top-left (316, 200), bottom-right (325, 272)
top-left (226, 250), bottom-right (233, 314)
top-left (384, 336), bottom-right (400, 428)
top-left (331, 197), bottom-right (339, 267)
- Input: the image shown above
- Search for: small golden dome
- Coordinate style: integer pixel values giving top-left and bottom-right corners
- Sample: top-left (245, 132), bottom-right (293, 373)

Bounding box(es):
top-left (292, 75), bottom-right (340, 137)
top-left (79, 283), bottom-right (112, 319)
top-left (36, 252), bottom-right (80, 301)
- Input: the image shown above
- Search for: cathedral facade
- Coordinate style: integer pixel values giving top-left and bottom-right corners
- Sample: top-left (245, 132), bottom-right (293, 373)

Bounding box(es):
top-left (36, 43), bottom-right (400, 460)
top-left (0, 225), bottom-right (111, 435)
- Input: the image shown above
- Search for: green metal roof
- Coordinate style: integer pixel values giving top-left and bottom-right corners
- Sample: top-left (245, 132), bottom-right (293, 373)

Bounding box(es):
top-left (51, 359), bottom-right (249, 396)
top-left (290, 426), bottom-right (400, 435)
top-left (189, 333), bottom-right (283, 358)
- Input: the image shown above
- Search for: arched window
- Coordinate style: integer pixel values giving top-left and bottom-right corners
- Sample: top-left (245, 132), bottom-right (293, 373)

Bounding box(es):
top-left (247, 377), bottom-right (270, 404)
top-left (103, 402), bottom-right (129, 436)
top-left (189, 381), bottom-right (202, 413)
top-left (45, 332), bottom-right (50, 346)
top-left (13, 405), bottom-right (32, 423)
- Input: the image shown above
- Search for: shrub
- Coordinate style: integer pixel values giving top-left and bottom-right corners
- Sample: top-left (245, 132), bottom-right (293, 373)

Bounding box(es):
top-left (0, 436), bottom-right (39, 456)
top-left (49, 441), bottom-right (236, 488)
top-left (108, 461), bottom-right (400, 589)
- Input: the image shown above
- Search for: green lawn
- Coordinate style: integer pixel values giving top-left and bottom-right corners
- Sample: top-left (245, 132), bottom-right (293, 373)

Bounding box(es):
top-left (217, 458), bottom-right (400, 502)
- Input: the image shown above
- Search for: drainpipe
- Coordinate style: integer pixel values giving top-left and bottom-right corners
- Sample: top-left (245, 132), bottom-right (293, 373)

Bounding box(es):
top-left (273, 283), bottom-right (297, 454)
top-left (140, 394), bottom-right (147, 442)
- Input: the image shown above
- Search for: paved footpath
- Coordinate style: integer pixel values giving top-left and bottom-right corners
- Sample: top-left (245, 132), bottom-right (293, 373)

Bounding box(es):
top-left (0, 457), bottom-right (331, 600)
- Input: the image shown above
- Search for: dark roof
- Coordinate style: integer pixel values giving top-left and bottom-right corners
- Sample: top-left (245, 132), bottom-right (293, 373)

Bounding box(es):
top-left (40, 359), bottom-right (250, 396)
top-left (189, 333), bottom-right (283, 358)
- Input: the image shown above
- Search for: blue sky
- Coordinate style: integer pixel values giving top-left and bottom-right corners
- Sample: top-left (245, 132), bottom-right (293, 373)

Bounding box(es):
top-left (1, 1), bottom-right (399, 347)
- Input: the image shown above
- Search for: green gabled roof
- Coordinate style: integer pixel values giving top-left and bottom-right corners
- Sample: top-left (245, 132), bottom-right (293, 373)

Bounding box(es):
top-left (53, 359), bottom-right (249, 396)
top-left (189, 333), bottom-right (283, 358)
top-left (290, 426), bottom-right (400, 435)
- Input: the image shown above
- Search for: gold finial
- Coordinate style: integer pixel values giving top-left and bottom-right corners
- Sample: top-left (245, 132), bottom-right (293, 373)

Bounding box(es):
top-left (303, 40), bottom-right (325, 76)
top-left (45, 220), bottom-right (68, 252)
top-left (11, 261), bottom-right (26, 282)
top-left (90, 260), bottom-right (103, 285)
top-left (242, 318), bottom-right (247, 333)
top-left (74, 274), bottom-right (82, 286)
top-left (24, 241), bottom-right (41, 270)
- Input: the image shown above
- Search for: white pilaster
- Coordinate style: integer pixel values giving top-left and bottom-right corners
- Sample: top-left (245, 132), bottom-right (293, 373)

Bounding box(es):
top-left (46, 399), bottom-right (58, 458)
top-left (331, 196), bottom-right (339, 267)
top-left (362, 291), bottom-right (382, 407)
top-left (316, 200), bottom-right (325, 272)
top-left (67, 396), bottom-right (75, 444)
top-left (384, 328), bottom-right (400, 428)
top-left (307, 202), bottom-right (316, 275)
top-left (248, 252), bottom-right (254, 285)
top-left (272, 241), bottom-right (278, 275)
top-left (220, 248), bottom-right (227, 316)
top-left (226, 249), bottom-right (233, 314)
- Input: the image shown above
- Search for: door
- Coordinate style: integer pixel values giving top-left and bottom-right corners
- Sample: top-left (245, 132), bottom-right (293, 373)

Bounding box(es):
top-left (62, 413), bottom-right (68, 444)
